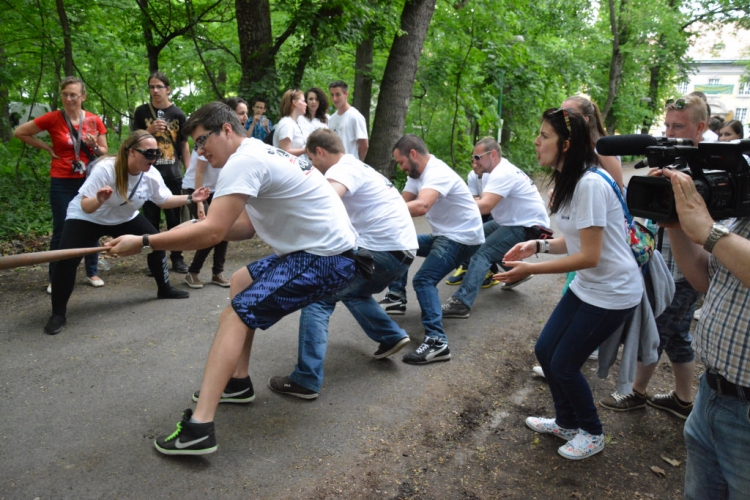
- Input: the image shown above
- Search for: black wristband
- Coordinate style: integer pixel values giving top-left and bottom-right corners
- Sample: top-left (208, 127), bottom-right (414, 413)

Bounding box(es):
top-left (536, 240), bottom-right (540, 254)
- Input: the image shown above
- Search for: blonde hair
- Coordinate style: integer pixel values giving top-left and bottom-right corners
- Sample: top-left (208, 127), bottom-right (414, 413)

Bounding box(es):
top-left (113, 130), bottom-right (154, 201)
top-left (280, 89), bottom-right (304, 117)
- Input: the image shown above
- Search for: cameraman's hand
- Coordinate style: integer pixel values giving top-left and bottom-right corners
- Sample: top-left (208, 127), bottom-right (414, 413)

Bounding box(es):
top-left (663, 168), bottom-right (714, 245)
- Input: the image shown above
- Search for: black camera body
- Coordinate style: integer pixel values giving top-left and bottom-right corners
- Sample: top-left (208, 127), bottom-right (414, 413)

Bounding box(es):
top-left (597, 135), bottom-right (750, 223)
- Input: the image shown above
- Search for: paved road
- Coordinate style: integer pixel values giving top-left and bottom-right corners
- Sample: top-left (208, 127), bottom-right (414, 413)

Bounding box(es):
top-left (0, 165), bottom-right (646, 498)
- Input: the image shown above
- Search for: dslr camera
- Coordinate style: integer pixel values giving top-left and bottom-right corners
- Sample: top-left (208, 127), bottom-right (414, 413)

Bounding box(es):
top-left (596, 135), bottom-right (750, 223)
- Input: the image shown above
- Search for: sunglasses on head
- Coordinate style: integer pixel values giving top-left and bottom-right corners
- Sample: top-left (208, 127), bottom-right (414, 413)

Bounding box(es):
top-left (132, 148), bottom-right (162, 160)
top-left (665, 98), bottom-right (688, 110)
top-left (553, 108), bottom-right (572, 133)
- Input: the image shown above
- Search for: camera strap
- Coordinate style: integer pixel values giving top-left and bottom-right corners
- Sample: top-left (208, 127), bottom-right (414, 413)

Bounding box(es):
top-left (62, 110), bottom-right (84, 162)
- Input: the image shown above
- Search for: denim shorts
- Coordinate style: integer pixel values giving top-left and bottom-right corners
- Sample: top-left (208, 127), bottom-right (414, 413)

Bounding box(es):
top-left (231, 251), bottom-right (356, 330)
top-left (654, 280), bottom-right (700, 364)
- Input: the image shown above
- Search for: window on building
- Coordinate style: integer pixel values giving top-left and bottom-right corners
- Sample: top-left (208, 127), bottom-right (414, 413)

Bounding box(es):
top-left (739, 82), bottom-right (750, 95)
top-left (736, 108), bottom-right (748, 122)
top-left (708, 78), bottom-right (721, 85)
top-left (677, 82), bottom-right (689, 94)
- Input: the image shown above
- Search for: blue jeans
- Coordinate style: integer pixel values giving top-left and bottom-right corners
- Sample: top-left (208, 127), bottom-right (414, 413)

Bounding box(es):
top-left (292, 250), bottom-right (412, 392)
top-left (536, 290), bottom-right (636, 435)
top-left (390, 235), bottom-right (480, 343)
top-left (454, 222), bottom-right (528, 308)
top-left (684, 374), bottom-right (750, 499)
top-left (49, 177), bottom-right (98, 281)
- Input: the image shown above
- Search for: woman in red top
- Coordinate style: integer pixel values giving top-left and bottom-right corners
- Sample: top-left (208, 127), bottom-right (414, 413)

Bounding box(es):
top-left (14, 76), bottom-right (109, 290)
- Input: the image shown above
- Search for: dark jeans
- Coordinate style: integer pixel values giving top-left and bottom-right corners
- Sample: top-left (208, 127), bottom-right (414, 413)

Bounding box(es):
top-left (535, 290), bottom-right (636, 435)
top-left (654, 280), bottom-right (700, 364)
top-left (183, 190), bottom-right (227, 275)
top-left (49, 177), bottom-right (98, 280)
top-left (51, 216), bottom-right (171, 317)
top-left (143, 176), bottom-right (183, 263)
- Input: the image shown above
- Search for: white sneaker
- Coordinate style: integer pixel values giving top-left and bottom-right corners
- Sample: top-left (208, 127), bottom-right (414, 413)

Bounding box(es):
top-left (46, 284), bottom-right (52, 294)
top-left (87, 276), bottom-right (105, 287)
top-left (532, 365), bottom-right (545, 378)
top-left (525, 416), bottom-right (578, 441)
top-left (588, 348), bottom-right (599, 361)
top-left (557, 430), bottom-right (605, 460)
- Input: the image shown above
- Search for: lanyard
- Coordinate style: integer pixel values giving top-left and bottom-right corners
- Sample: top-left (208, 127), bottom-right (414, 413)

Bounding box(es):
top-left (119, 173), bottom-right (145, 206)
top-left (62, 110), bottom-right (84, 161)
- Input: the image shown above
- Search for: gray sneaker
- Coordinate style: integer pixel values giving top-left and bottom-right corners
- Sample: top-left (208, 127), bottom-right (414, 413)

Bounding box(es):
top-left (599, 391), bottom-right (648, 411)
top-left (441, 297), bottom-right (470, 319)
top-left (647, 391), bottom-right (692, 420)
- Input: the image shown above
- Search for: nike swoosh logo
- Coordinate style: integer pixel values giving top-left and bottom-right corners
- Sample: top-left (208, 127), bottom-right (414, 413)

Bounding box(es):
top-left (175, 435), bottom-right (209, 449)
top-left (223, 389), bottom-right (248, 398)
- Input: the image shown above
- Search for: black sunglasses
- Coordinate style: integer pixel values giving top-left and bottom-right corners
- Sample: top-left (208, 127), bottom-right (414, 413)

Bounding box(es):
top-left (132, 147), bottom-right (162, 161)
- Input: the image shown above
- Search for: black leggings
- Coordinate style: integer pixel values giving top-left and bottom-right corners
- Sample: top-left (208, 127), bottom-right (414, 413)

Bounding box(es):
top-left (51, 215), bottom-right (171, 316)
top-left (182, 191), bottom-right (228, 275)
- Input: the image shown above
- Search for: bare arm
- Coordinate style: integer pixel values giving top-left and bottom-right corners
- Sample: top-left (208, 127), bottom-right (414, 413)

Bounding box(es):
top-left (278, 138), bottom-right (306, 157)
top-left (157, 186), bottom-right (210, 210)
top-left (405, 188), bottom-right (440, 217)
top-left (476, 192), bottom-right (502, 215)
top-left (328, 179), bottom-right (349, 198)
top-left (14, 121), bottom-right (58, 158)
top-left (357, 139), bottom-right (369, 161)
top-left (496, 227), bottom-right (603, 283)
top-left (106, 193), bottom-right (249, 256)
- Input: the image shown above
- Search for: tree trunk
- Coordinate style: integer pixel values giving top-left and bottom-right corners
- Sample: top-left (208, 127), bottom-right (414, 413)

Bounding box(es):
top-left (54, 0), bottom-right (75, 76)
top-left (353, 35), bottom-right (374, 130)
top-left (236, 0), bottom-right (276, 102)
top-left (0, 47), bottom-right (11, 142)
top-left (601, 0), bottom-right (627, 134)
top-left (366, 0), bottom-right (437, 176)
top-left (640, 64), bottom-right (660, 134)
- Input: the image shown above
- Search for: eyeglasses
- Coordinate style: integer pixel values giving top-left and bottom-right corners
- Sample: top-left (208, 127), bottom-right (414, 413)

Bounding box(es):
top-left (194, 129), bottom-right (220, 149)
top-left (472, 151), bottom-right (492, 162)
top-left (132, 148), bottom-right (162, 161)
top-left (665, 98), bottom-right (687, 110)
top-left (148, 85), bottom-right (167, 90)
top-left (61, 93), bottom-right (81, 100)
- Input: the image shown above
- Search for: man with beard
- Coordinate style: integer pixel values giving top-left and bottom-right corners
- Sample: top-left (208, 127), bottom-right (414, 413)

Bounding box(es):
top-left (380, 134), bottom-right (484, 364)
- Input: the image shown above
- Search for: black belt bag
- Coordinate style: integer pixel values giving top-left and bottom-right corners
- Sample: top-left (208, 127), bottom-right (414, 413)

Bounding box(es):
top-left (524, 225), bottom-right (554, 241)
top-left (387, 250), bottom-right (415, 266)
top-left (706, 371), bottom-right (750, 400)
top-left (342, 248), bottom-right (374, 280)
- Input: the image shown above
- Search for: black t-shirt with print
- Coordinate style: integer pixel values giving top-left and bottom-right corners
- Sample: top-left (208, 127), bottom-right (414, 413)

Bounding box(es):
top-left (133, 103), bottom-right (187, 180)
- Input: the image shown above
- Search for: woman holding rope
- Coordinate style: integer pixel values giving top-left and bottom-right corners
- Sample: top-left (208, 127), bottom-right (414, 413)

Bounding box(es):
top-left (44, 130), bottom-right (209, 335)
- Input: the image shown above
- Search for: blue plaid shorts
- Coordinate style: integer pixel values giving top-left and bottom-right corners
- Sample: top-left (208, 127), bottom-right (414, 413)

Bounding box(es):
top-left (231, 251), bottom-right (356, 330)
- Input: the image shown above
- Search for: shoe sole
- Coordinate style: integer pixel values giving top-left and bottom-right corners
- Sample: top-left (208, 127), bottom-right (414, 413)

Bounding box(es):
top-left (599, 401), bottom-right (647, 412)
top-left (445, 280), bottom-right (463, 286)
top-left (502, 275), bottom-right (533, 291)
top-left (267, 378), bottom-right (318, 399)
top-left (442, 311), bottom-right (470, 319)
top-left (192, 392), bottom-right (255, 404)
top-left (402, 353), bottom-right (451, 365)
top-left (384, 309), bottom-right (405, 316)
top-left (374, 337), bottom-right (411, 359)
top-left (87, 278), bottom-right (105, 287)
top-left (44, 322), bottom-right (66, 336)
top-left (558, 443), bottom-right (604, 460)
top-left (154, 442), bottom-right (218, 456)
top-left (646, 400), bottom-right (690, 420)
top-left (524, 419), bottom-right (576, 441)
top-left (185, 282), bottom-right (203, 289)
top-left (481, 280), bottom-right (500, 289)
top-left (211, 282), bottom-right (231, 288)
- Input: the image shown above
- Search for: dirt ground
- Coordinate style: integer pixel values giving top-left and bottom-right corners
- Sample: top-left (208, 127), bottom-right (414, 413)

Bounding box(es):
top-left (0, 235), bottom-right (698, 500)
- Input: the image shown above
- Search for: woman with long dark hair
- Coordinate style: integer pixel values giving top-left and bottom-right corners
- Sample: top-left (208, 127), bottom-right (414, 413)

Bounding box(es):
top-left (497, 108), bottom-right (643, 460)
top-left (298, 87), bottom-right (329, 137)
top-left (45, 130), bottom-right (209, 335)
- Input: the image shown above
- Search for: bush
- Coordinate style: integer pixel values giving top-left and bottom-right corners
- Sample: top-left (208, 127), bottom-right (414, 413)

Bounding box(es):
top-left (0, 141), bottom-right (53, 250)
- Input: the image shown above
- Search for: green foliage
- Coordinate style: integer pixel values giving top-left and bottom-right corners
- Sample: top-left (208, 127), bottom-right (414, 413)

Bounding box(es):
top-left (0, 142), bottom-right (52, 242)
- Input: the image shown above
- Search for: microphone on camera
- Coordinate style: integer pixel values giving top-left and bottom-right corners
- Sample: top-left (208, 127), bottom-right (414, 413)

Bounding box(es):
top-left (596, 135), bottom-right (693, 157)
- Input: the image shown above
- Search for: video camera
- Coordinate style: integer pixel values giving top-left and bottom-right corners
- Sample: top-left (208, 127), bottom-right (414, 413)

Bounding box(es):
top-left (596, 135), bottom-right (750, 223)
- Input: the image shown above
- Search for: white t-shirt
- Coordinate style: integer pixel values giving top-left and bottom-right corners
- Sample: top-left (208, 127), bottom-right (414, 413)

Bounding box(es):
top-left (556, 169), bottom-right (642, 309)
top-left (213, 138), bottom-right (356, 257)
top-left (182, 150), bottom-right (220, 190)
top-left (298, 115), bottom-right (328, 138)
top-left (403, 155), bottom-right (485, 246)
top-left (325, 154), bottom-right (418, 252)
top-left (482, 158), bottom-right (550, 227)
top-left (67, 157), bottom-right (172, 225)
top-left (273, 116), bottom-right (306, 151)
top-left (328, 107), bottom-right (368, 160)
top-left (467, 171), bottom-right (482, 197)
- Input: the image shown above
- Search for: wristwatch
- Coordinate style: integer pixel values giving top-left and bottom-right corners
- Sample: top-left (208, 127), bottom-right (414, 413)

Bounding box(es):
top-left (703, 223), bottom-right (730, 253)
top-left (142, 234), bottom-right (154, 254)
